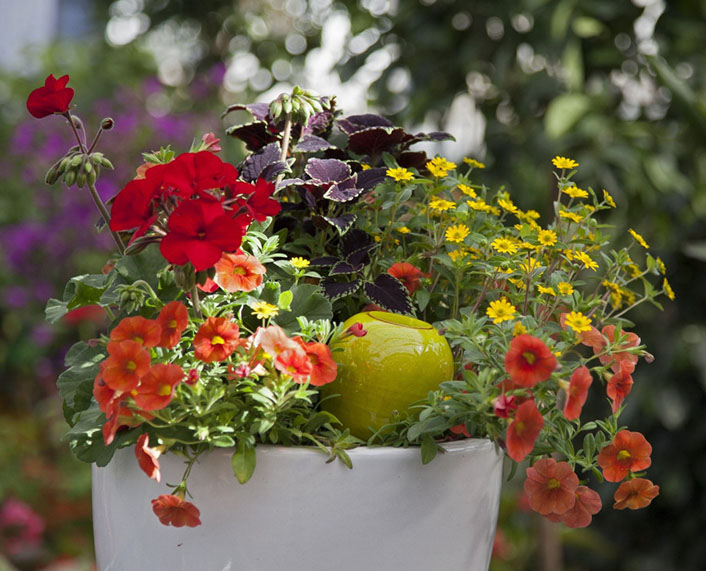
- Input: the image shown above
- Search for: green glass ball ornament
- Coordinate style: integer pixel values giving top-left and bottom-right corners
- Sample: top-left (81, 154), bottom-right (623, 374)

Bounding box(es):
top-left (321, 311), bottom-right (455, 439)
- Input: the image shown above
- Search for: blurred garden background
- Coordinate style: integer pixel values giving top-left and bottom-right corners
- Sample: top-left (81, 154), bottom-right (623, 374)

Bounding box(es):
top-left (1, 0), bottom-right (705, 569)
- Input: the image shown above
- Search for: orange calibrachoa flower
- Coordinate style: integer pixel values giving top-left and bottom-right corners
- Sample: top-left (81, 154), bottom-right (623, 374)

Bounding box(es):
top-left (151, 494), bottom-right (201, 527)
top-left (523, 458), bottom-right (578, 516)
top-left (506, 400), bottom-right (544, 462)
top-left (504, 334), bottom-right (557, 388)
top-left (579, 324), bottom-right (641, 374)
top-left (547, 485), bottom-right (602, 528)
top-left (135, 433), bottom-right (161, 482)
top-left (102, 340), bottom-right (152, 392)
top-left (606, 360), bottom-right (634, 413)
top-left (387, 262), bottom-right (428, 294)
top-left (156, 301), bottom-right (189, 348)
top-left (563, 366), bottom-right (593, 421)
top-left (133, 364), bottom-right (184, 411)
top-left (613, 478), bottom-right (659, 510)
top-left (274, 348), bottom-right (313, 382)
top-left (193, 317), bottom-right (241, 362)
top-left (294, 338), bottom-right (337, 386)
top-left (252, 324), bottom-right (300, 357)
top-left (597, 430), bottom-right (652, 482)
top-left (214, 252), bottom-right (267, 293)
top-left (110, 316), bottom-right (162, 348)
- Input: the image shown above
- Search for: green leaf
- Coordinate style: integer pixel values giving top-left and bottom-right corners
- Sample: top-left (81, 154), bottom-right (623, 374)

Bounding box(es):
top-left (545, 93), bottom-right (592, 139)
top-left (420, 435), bottom-right (438, 465)
top-left (416, 288), bottom-right (431, 312)
top-left (232, 440), bottom-right (257, 484)
top-left (278, 289), bottom-right (294, 311)
top-left (66, 406), bottom-right (134, 466)
top-left (45, 298), bottom-right (69, 323)
top-left (114, 244), bottom-right (167, 291)
top-left (57, 344), bottom-right (106, 423)
top-left (275, 284), bottom-right (333, 333)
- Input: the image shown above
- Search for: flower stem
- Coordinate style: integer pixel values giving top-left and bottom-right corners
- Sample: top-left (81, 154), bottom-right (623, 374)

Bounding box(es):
top-left (191, 284), bottom-right (203, 319)
top-left (276, 114), bottom-right (293, 186)
top-left (87, 180), bottom-right (125, 255)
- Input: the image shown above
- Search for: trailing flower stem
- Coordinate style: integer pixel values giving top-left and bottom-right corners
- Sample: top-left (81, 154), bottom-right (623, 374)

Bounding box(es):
top-left (87, 180), bottom-right (126, 255)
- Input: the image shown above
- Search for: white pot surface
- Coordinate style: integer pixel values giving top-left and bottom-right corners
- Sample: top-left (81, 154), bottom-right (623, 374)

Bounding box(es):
top-left (93, 439), bottom-right (503, 571)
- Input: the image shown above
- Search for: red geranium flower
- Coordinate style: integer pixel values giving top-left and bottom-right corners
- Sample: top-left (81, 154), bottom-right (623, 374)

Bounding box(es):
top-left (387, 262), bottom-right (428, 294)
top-left (102, 340), bottom-right (151, 392)
top-left (151, 494), bottom-right (201, 527)
top-left (547, 485), bottom-right (602, 528)
top-left (110, 316), bottom-right (162, 348)
top-left (133, 364), bottom-right (184, 411)
top-left (193, 317), bottom-right (241, 362)
top-left (274, 347), bottom-right (313, 382)
top-left (597, 430), bottom-right (652, 482)
top-left (233, 178), bottom-right (281, 222)
top-left (563, 366), bottom-right (593, 421)
top-left (293, 338), bottom-right (338, 386)
top-left (160, 199), bottom-right (249, 271)
top-left (26, 74), bottom-right (74, 118)
top-left (613, 478), bottom-right (660, 510)
top-left (214, 252), bottom-right (267, 292)
top-left (135, 433), bottom-right (161, 482)
top-left (606, 360), bottom-right (634, 413)
top-left (155, 301), bottom-right (189, 348)
top-left (504, 334), bottom-right (557, 388)
top-left (524, 458), bottom-right (579, 516)
top-left (163, 151), bottom-right (239, 199)
top-left (108, 177), bottom-right (161, 240)
top-left (506, 399), bottom-right (544, 462)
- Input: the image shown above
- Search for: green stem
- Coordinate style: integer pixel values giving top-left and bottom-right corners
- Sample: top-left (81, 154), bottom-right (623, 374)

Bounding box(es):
top-left (191, 284), bottom-right (203, 319)
top-left (87, 180), bottom-right (125, 255)
top-left (276, 114), bottom-right (293, 186)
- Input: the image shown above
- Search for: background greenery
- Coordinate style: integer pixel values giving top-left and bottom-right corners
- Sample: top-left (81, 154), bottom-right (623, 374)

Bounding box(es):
top-left (1, 0), bottom-right (704, 568)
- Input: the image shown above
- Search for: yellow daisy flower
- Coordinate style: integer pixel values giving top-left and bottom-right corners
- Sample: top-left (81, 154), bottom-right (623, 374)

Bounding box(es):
top-left (467, 199), bottom-right (492, 213)
top-left (562, 186), bottom-right (589, 199)
top-left (497, 197), bottom-right (519, 214)
top-left (463, 157), bottom-right (485, 169)
top-left (290, 257), bottom-right (310, 269)
top-left (512, 321), bottom-right (527, 336)
top-left (445, 224), bottom-right (470, 243)
top-left (552, 156), bottom-right (579, 169)
top-left (508, 278), bottom-right (526, 290)
top-left (360, 163), bottom-right (372, 170)
top-left (491, 237), bottom-right (519, 254)
top-left (519, 258), bottom-right (542, 274)
top-left (386, 167), bottom-right (414, 182)
top-left (537, 285), bottom-right (556, 296)
top-left (564, 311), bottom-right (592, 333)
top-left (557, 282), bottom-right (574, 295)
top-left (603, 189), bottom-right (616, 208)
top-left (486, 298), bottom-right (517, 324)
top-left (429, 198), bottom-right (456, 212)
top-left (448, 249), bottom-right (467, 262)
top-left (559, 210), bottom-right (583, 224)
top-left (537, 229), bottom-right (558, 247)
top-left (429, 156), bottom-right (457, 171)
top-left (458, 184), bottom-right (477, 198)
top-left (663, 278), bottom-right (675, 300)
top-left (252, 301), bottom-right (280, 319)
top-left (656, 257), bottom-right (666, 274)
top-left (396, 226), bottom-right (411, 234)
top-left (628, 228), bottom-right (650, 249)
top-left (574, 251), bottom-right (598, 271)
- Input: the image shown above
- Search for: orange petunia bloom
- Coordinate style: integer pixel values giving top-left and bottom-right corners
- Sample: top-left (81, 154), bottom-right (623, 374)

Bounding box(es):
top-left (133, 364), bottom-right (184, 411)
top-left (135, 433), bottom-right (161, 482)
top-left (155, 301), bottom-right (189, 349)
top-left (94, 362), bottom-right (122, 413)
top-left (294, 339), bottom-right (338, 386)
top-left (274, 347), bottom-right (313, 382)
top-left (506, 399), bottom-right (544, 462)
top-left (613, 478), bottom-right (659, 510)
top-left (110, 316), bottom-right (162, 348)
top-left (563, 366), bottom-right (593, 421)
top-left (387, 262), bottom-right (428, 294)
top-left (606, 360), bottom-right (634, 413)
top-left (193, 316), bottom-right (241, 362)
top-left (546, 485), bottom-right (602, 528)
top-left (505, 334), bottom-right (557, 388)
top-left (600, 325), bottom-right (640, 373)
top-left (214, 252), bottom-right (266, 293)
top-left (151, 494), bottom-right (201, 527)
top-left (102, 340), bottom-right (151, 392)
top-left (597, 430), bottom-right (652, 482)
top-left (523, 458), bottom-right (579, 516)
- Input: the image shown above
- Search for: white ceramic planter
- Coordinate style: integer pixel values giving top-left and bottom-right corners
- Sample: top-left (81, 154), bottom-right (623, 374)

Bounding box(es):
top-left (93, 439), bottom-right (503, 571)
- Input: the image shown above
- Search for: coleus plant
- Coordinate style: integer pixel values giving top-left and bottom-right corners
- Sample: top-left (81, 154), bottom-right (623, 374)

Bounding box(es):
top-left (30, 74), bottom-right (671, 530)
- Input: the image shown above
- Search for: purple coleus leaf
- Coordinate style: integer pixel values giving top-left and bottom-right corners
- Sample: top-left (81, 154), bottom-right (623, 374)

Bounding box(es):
top-left (225, 121), bottom-right (278, 152)
top-left (346, 242), bottom-right (377, 267)
top-left (222, 102), bottom-right (271, 121)
top-left (340, 229), bottom-right (374, 257)
top-left (397, 151), bottom-right (429, 170)
top-left (322, 213), bottom-right (356, 235)
top-left (321, 279), bottom-right (362, 301)
top-left (241, 143), bottom-right (287, 182)
top-left (294, 134), bottom-right (334, 153)
top-left (323, 176), bottom-right (365, 203)
top-left (305, 158), bottom-right (351, 182)
top-left (356, 167), bottom-right (387, 191)
top-left (364, 273), bottom-right (414, 315)
top-left (337, 114), bottom-right (394, 135)
top-left (330, 260), bottom-right (363, 275)
top-left (309, 256), bottom-right (339, 267)
top-left (347, 127), bottom-right (407, 156)
top-left (302, 104), bottom-right (337, 137)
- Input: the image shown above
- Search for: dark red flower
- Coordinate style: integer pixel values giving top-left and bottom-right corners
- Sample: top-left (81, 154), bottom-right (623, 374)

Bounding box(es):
top-left (563, 366), bottom-right (593, 421)
top-left (135, 433), bottom-right (161, 482)
top-left (163, 151), bottom-right (239, 199)
top-left (151, 494), bottom-right (201, 527)
top-left (506, 399), bottom-right (544, 462)
top-left (233, 178), bottom-right (281, 222)
top-left (108, 177), bottom-right (160, 239)
top-left (504, 334), bottom-right (557, 388)
top-left (387, 262), bottom-right (428, 294)
top-left (26, 74), bottom-right (74, 118)
top-left (160, 199), bottom-right (249, 271)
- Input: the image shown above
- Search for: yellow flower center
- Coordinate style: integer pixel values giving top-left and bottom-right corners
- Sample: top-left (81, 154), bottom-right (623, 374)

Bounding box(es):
top-left (547, 478), bottom-right (561, 490)
top-left (211, 335), bottom-right (226, 345)
top-left (232, 266), bottom-right (247, 275)
top-left (617, 449), bottom-right (632, 461)
top-left (158, 384), bottom-right (172, 396)
top-left (522, 351), bottom-right (536, 365)
top-left (125, 360), bottom-right (137, 371)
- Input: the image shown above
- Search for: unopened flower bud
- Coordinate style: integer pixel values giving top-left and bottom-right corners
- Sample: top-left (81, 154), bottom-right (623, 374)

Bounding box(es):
top-left (101, 117), bottom-right (114, 130)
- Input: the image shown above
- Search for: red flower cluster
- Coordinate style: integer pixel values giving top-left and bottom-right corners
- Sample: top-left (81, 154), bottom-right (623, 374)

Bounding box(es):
top-left (26, 74), bottom-right (74, 118)
top-left (109, 151), bottom-right (280, 271)
top-left (93, 303), bottom-right (189, 444)
top-left (524, 458), bottom-right (602, 528)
